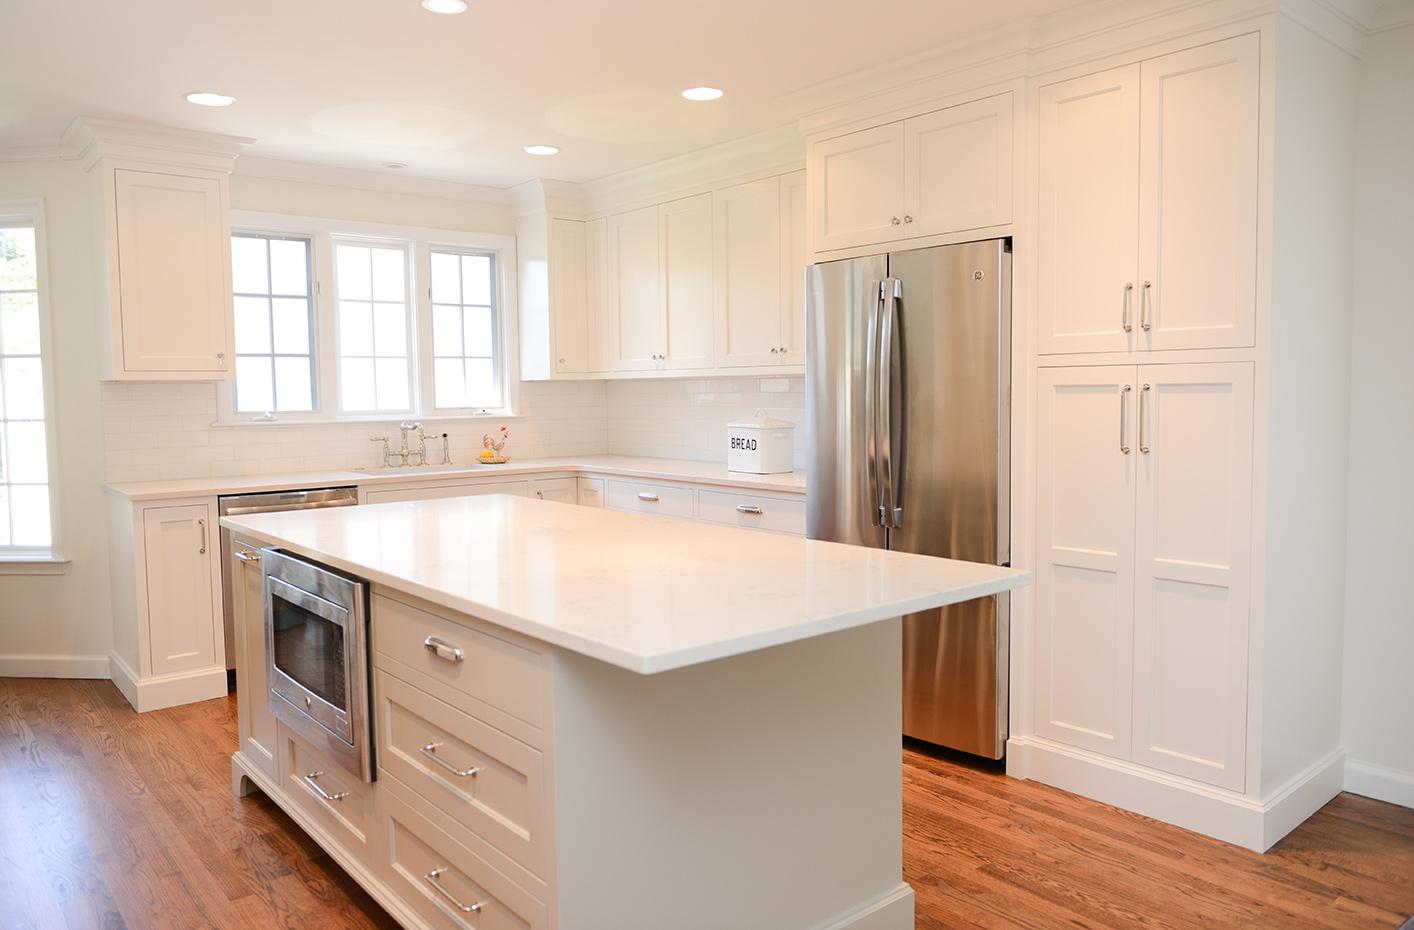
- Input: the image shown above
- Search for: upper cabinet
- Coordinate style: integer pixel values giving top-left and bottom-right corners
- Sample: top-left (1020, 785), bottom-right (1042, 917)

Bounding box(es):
top-left (658, 193), bottom-right (714, 371)
top-left (1037, 35), bottom-right (1259, 355)
top-left (607, 204), bottom-right (667, 371)
top-left (807, 92), bottom-right (1014, 254)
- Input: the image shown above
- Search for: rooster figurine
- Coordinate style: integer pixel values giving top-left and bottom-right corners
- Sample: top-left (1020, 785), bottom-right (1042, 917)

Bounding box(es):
top-left (479, 426), bottom-right (510, 464)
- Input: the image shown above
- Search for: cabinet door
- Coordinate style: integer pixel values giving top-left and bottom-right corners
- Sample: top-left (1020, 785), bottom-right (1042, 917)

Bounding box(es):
top-left (531, 477), bottom-right (577, 504)
top-left (1138, 35), bottom-right (1259, 351)
top-left (903, 93), bottom-right (1014, 238)
top-left (577, 477), bottom-right (605, 508)
top-left (114, 169), bottom-right (231, 374)
top-left (715, 177), bottom-right (782, 368)
top-left (363, 480), bottom-right (530, 504)
top-left (1034, 367), bottom-right (1138, 759)
top-left (779, 170), bottom-right (808, 364)
top-left (659, 193), bottom-right (714, 370)
top-left (143, 503), bottom-right (220, 676)
top-left (550, 218), bottom-right (591, 374)
top-left (1037, 66), bottom-right (1141, 355)
top-left (585, 217), bottom-right (609, 371)
top-left (231, 542), bottom-right (277, 780)
top-left (1131, 363), bottom-right (1253, 790)
top-left (607, 206), bottom-right (663, 371)
top-left (808, 122), bottom-right (906, 252)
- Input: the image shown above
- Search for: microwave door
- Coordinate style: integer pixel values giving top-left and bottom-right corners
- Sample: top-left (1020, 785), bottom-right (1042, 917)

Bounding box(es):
top-left (266, 575), bottom-right (355, 746)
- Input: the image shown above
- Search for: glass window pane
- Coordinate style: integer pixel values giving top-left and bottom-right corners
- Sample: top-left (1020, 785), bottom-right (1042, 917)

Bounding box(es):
top-left (462, 254), bottom-right (492, 305)
top-left (433, 358), bottom-right (465, 409)
top-left (0, 227), bottom-right (38, 290)
top-left (431, 252), bottom-right (461, 303)
top-left (339, 301), bottom-right (373, 356)
top-left (1, 293), bottom-right (41, 355)
top-left (370, 247), bottom-right (406, 302)
top-left (374, 358), bottom-right (409, 410)
top-left (5, 422), bottom-right (47, 483)
top-left (340, 358), bottom-right (375, 410)
top-left (269, 238), bottom-right (309, 296)
top-left (336, 245), bottom-right (371, 300)
top-left (463, 305), bottom-right (493, 357)
top-left (10, 484), bottom-right (50, 548)
top-left (274, 357), bottom-right (313, 412)
top-left (465, 358), bottom-right (497, 407)
top-left (372, 302), bottom-right (407, 357)
top-left (234, 356), bottom-right (273, 412)
top-left (0, 487), bottom-right (9, 546)
top-left (271, 298), bottom-right (311, 354)
top-left (432, 305), bottom-right (462, 357)
top-left (233, 296), bottom-right (272, 354)
top-left (3, 357), bottom-right (44, 420)
top-left (231, 236), bottom-right (268, 294)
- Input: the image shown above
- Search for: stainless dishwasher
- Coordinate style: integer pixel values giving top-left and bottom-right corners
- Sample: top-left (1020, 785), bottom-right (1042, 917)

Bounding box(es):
top-left (219, 487), bottom-right (359, 681)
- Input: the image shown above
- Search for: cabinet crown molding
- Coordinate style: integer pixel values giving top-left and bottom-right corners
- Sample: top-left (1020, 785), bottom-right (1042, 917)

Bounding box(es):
top-left (61, 117), bottom-right (254, 174)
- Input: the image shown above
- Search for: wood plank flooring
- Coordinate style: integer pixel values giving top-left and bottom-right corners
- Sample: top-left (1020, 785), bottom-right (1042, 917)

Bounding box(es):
top-left (2, 678), bottom-right (1412, 929)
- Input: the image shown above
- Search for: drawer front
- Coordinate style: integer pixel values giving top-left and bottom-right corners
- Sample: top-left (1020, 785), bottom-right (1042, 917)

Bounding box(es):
top-left (372, 593), bottom-right (549, 739)
top-left (382, 785), bottom-right (548, 930)
top-left (364, 480), bottom-right (529, 505)
top-left (696, 489), bottom-right (806, 535)
top-left (278, 722), bottom-right (374, 853)
top-left (604, 479), bottom-right (695, 518)
top-left (375, 670), bottom-right (547, 876)
top-left (576, 477), bottom-right (605, 508)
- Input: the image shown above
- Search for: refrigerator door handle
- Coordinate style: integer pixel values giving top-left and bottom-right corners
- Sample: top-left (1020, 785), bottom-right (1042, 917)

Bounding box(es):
top-left (864, 279), bottom-right (883, 526)
top-left (879, 277), bottom-right (904, 528)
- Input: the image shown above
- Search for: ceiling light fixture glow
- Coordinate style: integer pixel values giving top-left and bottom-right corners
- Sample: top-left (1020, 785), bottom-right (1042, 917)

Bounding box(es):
top-left (184, 91), bottom-right (236, 107)
top-left (681, 86), bottom-right (724, 102)
top-left (420, 0), bottom-right (468, 13)
top-left (523, 144), bottom-right (560, 155)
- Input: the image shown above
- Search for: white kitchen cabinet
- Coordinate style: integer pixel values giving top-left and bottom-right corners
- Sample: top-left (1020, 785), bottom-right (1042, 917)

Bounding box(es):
top-left (659, 193), bottom-right (715, 370)
top-left (230, 539), bottom-right (278, 782)
top-left (607, 205), bottom-right (664, 372)
top-left (362, 479), bottom-right (530, 504)
top-left (715, 176), bottom-right (783, 368)
top-left (531, 476), bottom-right (578, 504)
top-left (779, 170), bottom-right (808, 364)
top-left (576, 477), bottom-right (605, 507)
top-left (549, 217), bottom-right (592, 373)
top-left (808, 122), bottom-right (907, 252)
top-left (902, 93), bottom-right (1014, 240)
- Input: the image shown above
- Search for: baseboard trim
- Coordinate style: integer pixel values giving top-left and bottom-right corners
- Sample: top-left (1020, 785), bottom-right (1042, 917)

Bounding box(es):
top-left (108, 652), bottom-right (228, 713)
top-left (812, 882), bottom-right (915, 930)
top-left (1345, 758), bottom-right (1414, 810)
top-left (0, 653), bottom-right (110, 679)
top-left (1008, 736), bottom-right (1344, 852)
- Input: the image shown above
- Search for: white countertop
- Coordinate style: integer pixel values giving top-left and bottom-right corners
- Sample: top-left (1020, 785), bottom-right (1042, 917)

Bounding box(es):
top-left (221, 494), bottom-right (1029, 675)
top-left (105, 454), bottom-right (807, 502)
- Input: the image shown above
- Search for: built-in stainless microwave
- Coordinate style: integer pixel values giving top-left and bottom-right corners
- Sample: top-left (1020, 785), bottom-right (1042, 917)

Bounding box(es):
top-left (263, 548), bottom-right (373, 782)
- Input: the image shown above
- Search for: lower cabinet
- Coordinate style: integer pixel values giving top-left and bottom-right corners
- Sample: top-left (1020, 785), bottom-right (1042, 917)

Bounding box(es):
top-left (231, 538), bottom-right (277, 781)
top-left (529, 476), bottom-right (577, 504)
top-left (362, 479), bottom-right (530, 505)
top-left (576, 477), bottom-right (605, 507)
top-left (278, 721), bottom-right (378, 857)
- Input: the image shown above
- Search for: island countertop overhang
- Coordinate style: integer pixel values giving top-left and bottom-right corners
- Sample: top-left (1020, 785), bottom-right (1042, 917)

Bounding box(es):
top-left (221, 494), bottom-right (1030, 675)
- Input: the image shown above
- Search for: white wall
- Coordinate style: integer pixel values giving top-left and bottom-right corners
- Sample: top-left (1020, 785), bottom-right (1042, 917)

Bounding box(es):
top-left (1341, 20), bottom-right (1414, 807)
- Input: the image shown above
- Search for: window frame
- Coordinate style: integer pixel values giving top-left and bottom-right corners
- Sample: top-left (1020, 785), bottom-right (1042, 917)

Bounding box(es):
top-left (421, 245), bottom-right (503, 413)
top-left (0, 199), bottom-right (64, 570)
top-left (229, 230), bottom-right (319, 416)
top-left (217, 211), bottom-right (519, 426)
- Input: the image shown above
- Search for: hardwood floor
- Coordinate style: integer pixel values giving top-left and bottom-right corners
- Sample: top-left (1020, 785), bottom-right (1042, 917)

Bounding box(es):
top-left (2, 678), bottom-right (1411, 930)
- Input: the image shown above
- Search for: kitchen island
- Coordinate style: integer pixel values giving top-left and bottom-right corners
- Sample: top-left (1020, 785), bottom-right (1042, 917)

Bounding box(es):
top-left (222, 495), bottom-right (1029, 930)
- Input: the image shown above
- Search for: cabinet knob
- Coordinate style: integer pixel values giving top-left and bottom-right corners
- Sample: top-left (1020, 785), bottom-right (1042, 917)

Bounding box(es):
top-left (770, 347), bottom-right (778, 354)
top-left (903, 215), bottom-right (913, 224)
top-left (891, 216), bottom-right (901, 226)
top-left (558, 358), bottom-right (566, 364)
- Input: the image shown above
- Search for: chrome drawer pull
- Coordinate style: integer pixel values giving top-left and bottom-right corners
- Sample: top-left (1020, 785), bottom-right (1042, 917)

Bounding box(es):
top-left (424, 868), bottom-right (484, 914)
top-left (234, 548), bottom-right (260, 563)
top-left (637, 492), bottom-right (659, 502)
top-left (423, 636), bottom-right (464, 663)
top-left (735, 504), bottom-right (763, 515)
top-left (420, 742), bottom-right (481, 778)
top-left (303, 771), bottom-right (349, 802)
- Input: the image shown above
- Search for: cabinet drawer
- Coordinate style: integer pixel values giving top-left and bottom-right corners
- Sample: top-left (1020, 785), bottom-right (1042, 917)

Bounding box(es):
top-left (576, 477), bottom-right (605, 508)
top-left (696, 489), bottom-right (806, 535)
top-left (372, 593), bottom-right (549, 740)
top-left (381, 784), bottom-right (548, 930)
top-left (605, 479), bottom-right (694, 518)
top-left (278, 723), bottom-right (375, 854)
top-left (375, 670), bottom-right (547, 876)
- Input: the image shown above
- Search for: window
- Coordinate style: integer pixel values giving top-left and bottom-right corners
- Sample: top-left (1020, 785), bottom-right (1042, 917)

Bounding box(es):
top-left (335, 242), bottom-right (411, 413)
top-left (231, 234), bottom-right (316, 414)
top-left (430, 250), bottom-right (499, 410)
top-left (0, 219), bottom-right (54, 556)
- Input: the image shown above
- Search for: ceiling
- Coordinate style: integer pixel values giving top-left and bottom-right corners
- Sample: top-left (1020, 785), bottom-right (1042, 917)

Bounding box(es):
top-left (2, 0), bottom-right (1084, 188)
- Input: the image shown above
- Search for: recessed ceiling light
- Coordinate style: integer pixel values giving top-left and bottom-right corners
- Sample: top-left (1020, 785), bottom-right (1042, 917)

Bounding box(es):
top-left (184, 91), bottom-right (236, 107)
top-left (381, 162), bottom-right (408, 170)
top-left (420, 0), bottom-right (467, 13)
top-left (523, 144), bottom-right (560, 156)
top-left (681, 86), bottom-right (724, 102)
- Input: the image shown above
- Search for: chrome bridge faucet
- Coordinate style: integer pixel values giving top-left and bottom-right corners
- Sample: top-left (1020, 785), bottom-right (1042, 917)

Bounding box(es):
top-left (369, 421), bottom-right (430, 467)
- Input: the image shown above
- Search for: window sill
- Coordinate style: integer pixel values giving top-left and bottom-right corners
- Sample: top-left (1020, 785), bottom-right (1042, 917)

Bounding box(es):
top-left (209, 411), bottom-right (525, 429)
top-left (0, 556), bottom-right (69, 576)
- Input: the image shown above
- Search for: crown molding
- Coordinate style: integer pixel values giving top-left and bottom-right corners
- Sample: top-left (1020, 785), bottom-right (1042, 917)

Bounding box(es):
top-left (1370, 0), bottom-right (1414, 30)
top-left (61, 117), bottom-right (254, 173)
top-left (0, 136), bottom-right (68, 163)
top-left (233, 154), bottom-right (511, 207)
top-left (507, 178), bottom-right (591, 219)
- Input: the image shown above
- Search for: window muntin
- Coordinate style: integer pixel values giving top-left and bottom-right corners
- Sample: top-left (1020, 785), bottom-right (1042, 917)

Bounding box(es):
top-left (334, 242), bottom-right (411, 413)
top-left (430, 250), bottom-right (500, 410)
top-left (231, 234), bottom-right (316, 414)
top-left (0, 224), bottom-right (51, 551)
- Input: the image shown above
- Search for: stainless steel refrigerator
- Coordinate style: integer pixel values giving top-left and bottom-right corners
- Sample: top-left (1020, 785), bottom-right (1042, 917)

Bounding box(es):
top-left (806, 239), bottom-right (1011, 758)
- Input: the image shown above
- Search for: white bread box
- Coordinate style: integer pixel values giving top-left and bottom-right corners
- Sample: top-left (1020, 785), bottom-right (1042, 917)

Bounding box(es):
top-left (727, 409), bottom-right (795, 474)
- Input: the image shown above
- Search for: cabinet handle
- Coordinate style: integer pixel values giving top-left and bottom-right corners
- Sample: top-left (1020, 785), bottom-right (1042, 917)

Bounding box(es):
top-left (1140, 281), bottom-right (1152, 332)
top-left (736, 504), bottom-right (763, 515)
top-left (1120, 384), bottom-right (1132, 455)
top-left (303, 771), bottom-right (349, 802)
top-left (234, 548), bottom-right (259, 563)
top-left (197, 518), bottom-right (207, 554)
top-left (420, 742), bottom-right (481, 778)
top-left (535, 490), bottom-right (544, 499)
top-left (637, 492), bottom-right (659, 502)
top-left (216, 351), bottom-right (227, 369)
top-left (423, 635), bottom-right (464, 663)
top-left (903, 215), bottom-right (913, 224)
top-left (891, 216), bottom-right (901, 226)
top-left (1122, 283), bottom-right (1134, 333)
top-left (770, 347), bottom-right (779, 354)
top-left (423, 868), bottom-right (484, 914)
top-left (1139, 383), bottom-right (1151, 454)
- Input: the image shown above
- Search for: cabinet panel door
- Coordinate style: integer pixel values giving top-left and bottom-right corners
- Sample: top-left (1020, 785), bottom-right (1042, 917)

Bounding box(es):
top-left (549, 218), bottom-right (591, 373)
top-left (530, 477), bottom-right (577, 503)
top-left (1034, 367), bottom-right (1137, 758)
top-left (231, 543), bottom-right (277, 780)
top-left (779, 170), bottom-right (808, 364)
top-left (659, 193), bottom-right (714, 370)
top-left (808, 122), bottom-right (906, 252)
top-left (1037, 66), bottom-right (1141, 355)
top-left (1139, 35), bottom-right (1259, 351)
top-left (607, 206), bottom-right (663, 371)
top-left (115, 169), bottom-right (231, 374)
top-left (715, 177), bottom-right (782, 369)
top-left (903, 93), bottom-right (1013, 238)
top-left (363, 480), bottom-right (530, 504)
top-left (1131, 363), bottom-right (1253, 790)
top-left (143, 503), bottom-right (219, 676)
top-left (585, 217), bottom-right (609, 372)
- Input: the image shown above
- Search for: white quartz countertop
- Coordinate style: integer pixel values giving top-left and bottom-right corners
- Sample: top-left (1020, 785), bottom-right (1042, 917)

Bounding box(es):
top-left (221, 494), bottom-right (1029, 675)
top-left (105, 454), bottom-right (807, 502)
